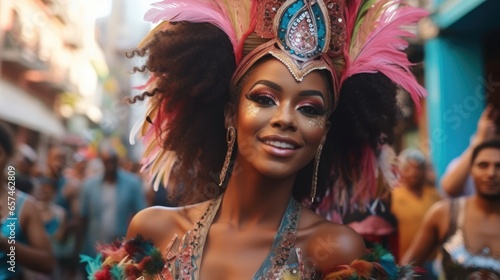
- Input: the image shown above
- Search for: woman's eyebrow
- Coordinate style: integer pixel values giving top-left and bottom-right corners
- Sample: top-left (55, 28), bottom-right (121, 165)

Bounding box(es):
top-left (251, 80), bottom-right (325, 102)
top-left (251, 80), bottom-right (282, 92)
top-left (299, 90), bottom-right (325, 102)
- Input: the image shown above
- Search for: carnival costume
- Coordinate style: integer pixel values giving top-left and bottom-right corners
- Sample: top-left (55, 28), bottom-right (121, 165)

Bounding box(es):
top-left (82, 0), bottom-right (428, 279)
top-left (82, 196), bottom-right (413, 279)
top-left (440, 198), bottom-right (500, 279)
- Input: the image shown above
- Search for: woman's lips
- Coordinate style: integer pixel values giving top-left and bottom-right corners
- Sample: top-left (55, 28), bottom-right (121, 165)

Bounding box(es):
top-left (259, 136), bottom-right (301, 157)
top-left (264, 140), bottom-right (297, 149)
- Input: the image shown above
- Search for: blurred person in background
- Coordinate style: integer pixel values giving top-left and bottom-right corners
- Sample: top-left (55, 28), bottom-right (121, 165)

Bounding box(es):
top-left (32, 177), bottom-right (68, 279)
top-left (440, 105), bottom-right (500, 197)
top-left (391, 148), bottom-right (441, 278)
top-left (14, 144), bottom-right (37, 177)
top-left (44, 145), bottom-right (71, 224)
top-left (43, 145), bottom-right (84, 277)
top-left (402, 140), bottom-right (500, 279)
top-left (62, 152), bottom-right (87, 215)
top-left (78, 142), bottom-right (146, 257)
top-left (62, 152), bottom-right (88, 278)
top-left (13, 144), bottom-right (38, 194)
top-left (425, 161), bottom-right (437, 187)
top-left (0, 122), bottom-right (55, 279)
top-left (45, 145), bottom-right (66, 182)
top-left (44, 146), bottom-right (68, 208)
top-left (121, 158), bottom-right (142, 174)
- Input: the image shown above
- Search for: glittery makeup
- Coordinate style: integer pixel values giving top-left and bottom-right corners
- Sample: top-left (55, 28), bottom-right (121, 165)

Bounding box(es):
top-left (307, 117), bottom-right (326, 129)
top-left (243, 101), bottom-right (261, 119)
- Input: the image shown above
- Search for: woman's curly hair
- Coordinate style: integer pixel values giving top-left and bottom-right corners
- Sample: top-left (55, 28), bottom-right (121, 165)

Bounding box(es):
top-left (322, 73), bottom-right (400, 205)
top-left (128, 22), bottom-right (236, 204)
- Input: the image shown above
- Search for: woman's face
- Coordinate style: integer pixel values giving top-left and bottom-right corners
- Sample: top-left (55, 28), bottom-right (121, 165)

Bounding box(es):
top-left (229, 58), bottom-right (330, 179)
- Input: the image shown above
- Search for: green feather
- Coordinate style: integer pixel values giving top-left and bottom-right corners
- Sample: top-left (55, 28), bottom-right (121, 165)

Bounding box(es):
top-left (352, 0), bottom-right (378, 46)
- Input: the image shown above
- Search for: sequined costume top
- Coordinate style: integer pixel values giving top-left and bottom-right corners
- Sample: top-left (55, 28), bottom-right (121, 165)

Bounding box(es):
top-left (82, 195), bottom-right (413, 280)
top-left (441, 198), bottom-right (500, 280)
top-left (163, 196), bottom-right (318, 279)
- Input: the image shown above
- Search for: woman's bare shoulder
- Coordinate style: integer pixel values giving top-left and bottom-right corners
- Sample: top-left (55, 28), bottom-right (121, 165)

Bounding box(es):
top-left (126, 199), bottom-right (213, 249)
top-left (298, 208), bottom-right (366, 270)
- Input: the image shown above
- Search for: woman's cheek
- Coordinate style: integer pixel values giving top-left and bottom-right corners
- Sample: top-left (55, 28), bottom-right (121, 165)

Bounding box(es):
top-left (242, 101), bottom-right (261, 119)
top-left (301, 117), bottom-right (328, 143)
top-left (307, 117), bottom-right (327, 130)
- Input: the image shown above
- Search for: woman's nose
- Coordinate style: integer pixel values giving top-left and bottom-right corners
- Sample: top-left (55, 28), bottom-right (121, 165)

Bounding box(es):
top-left (270, 104), bottom-right (297, 131)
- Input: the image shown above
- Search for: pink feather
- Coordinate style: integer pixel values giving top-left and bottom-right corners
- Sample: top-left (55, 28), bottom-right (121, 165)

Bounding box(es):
top-left (144, 0), bottom-right (257, 64)
top-left (132, 75), bottom-right (156, 91)
top-left (145, 0), bottom-right (237, 55)
top-left (341, 0), bottom-right (429, 111)
top-left (351, 145), bottom-right (376, 205)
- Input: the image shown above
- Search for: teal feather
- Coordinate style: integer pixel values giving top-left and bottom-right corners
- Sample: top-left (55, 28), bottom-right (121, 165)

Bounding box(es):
top-left (79, 254), bottom-right (103, 280)
top-left (144, 249), bottom-right (166, 274)
top-left (371, 245), bottom-right (399, 280)
top-left (110, 265), bottom-right (125, 280)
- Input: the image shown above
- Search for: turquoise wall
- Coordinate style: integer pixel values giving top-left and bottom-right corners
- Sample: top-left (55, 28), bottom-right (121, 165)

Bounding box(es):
top-left (425, 37), bottom-right (484, 178)
top-left (424, 0), bottom-right (500, 182)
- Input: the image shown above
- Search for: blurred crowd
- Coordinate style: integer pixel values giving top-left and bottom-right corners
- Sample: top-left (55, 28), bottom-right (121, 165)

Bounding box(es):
top-left (0, 125), bottom-right (174, 280)
top-left (1, 103), bottom-right (499, 280)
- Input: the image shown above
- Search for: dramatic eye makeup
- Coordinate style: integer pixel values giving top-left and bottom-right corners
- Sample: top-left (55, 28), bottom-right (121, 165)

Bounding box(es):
top-left (246, 91), bottom-right (277, 106)
top-left (296, 90), bottom-right (327, 116)
top-left (245, 79), bottom-right (328, 116)
top-left (297, 103), bottom-right (327, 116)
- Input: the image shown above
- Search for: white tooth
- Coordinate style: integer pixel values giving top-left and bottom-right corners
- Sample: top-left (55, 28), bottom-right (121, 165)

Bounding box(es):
top-left (265, 140), bottom-right (295, 149)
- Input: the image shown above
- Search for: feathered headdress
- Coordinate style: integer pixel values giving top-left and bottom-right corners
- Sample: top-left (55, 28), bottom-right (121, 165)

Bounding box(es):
top-left (132, 0), bottom-right (428, 209)
top-left (342, 0), bottom-right (427, 109)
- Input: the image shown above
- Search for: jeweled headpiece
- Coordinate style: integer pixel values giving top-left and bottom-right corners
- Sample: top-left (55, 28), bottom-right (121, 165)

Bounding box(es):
top-left (232, 0), bottom-right (344, 106)
top-left (138, 0), bottom-right (428, 208)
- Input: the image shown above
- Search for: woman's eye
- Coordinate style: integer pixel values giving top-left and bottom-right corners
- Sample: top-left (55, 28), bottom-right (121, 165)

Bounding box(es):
top-left (247, 94), bottom-right (276, 106)
top-left (298, 105), bottom-right (326, 116)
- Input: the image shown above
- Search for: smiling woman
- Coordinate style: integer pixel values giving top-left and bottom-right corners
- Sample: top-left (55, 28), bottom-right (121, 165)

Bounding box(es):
top-left (229, 58), bottom-right (330, 181)
top-left (81, 0), bottom-right (428, 279)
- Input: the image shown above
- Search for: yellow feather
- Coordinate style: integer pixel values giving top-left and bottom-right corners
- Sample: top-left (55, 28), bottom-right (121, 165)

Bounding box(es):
top-left (281, 270), bottom-right (301, 280)
top-left (219, 0), bottom-right (254, 40)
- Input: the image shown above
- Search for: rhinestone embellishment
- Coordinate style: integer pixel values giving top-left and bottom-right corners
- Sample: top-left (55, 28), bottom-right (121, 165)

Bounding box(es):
top-left (287, 11), bottom-right (318, 57)
top-left (276, 0), bottom-right (330, 62)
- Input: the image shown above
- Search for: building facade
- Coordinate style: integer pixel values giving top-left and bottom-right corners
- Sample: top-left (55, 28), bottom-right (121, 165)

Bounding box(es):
top-left (0, 0), bottom-right (108, 162)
